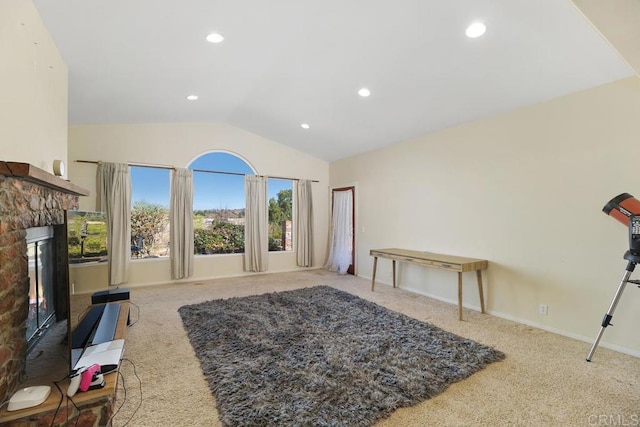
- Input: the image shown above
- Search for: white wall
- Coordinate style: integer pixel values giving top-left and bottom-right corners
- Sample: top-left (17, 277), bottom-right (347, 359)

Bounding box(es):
top-left (330, 77), bottom-right (640, 356)
top-left (68, 122), bottom-right (329, 292)
top-left (0, 0), bottom-right (67, 172)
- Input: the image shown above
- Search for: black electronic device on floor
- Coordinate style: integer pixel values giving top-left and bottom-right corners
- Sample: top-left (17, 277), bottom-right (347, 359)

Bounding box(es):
top-left (91, 288), bottom-right (130, 305)
top-left (92, 288), bottom-right (131, 326)
top-left (71, 305), bottom-right (105, 350)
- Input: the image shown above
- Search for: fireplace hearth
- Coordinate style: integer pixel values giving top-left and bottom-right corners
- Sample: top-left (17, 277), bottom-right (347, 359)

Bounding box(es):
top-left (0, 161), bottom-right (89, 403)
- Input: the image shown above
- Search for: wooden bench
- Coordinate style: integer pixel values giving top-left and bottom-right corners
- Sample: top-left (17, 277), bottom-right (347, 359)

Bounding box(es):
top-left (370, 248), bottom-right (488, 320)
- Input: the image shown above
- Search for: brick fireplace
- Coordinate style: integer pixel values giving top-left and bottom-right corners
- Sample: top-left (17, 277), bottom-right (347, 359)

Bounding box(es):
top-left (0, 161), bottom-right (88, 403)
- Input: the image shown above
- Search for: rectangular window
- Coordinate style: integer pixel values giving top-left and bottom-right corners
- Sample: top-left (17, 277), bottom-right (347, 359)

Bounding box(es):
top-left (268, 178), bottom-right (293, 252)
top-left (130, 166), bottom-right (170, 259)
top-left (67, 211), bottom-right (108, 263)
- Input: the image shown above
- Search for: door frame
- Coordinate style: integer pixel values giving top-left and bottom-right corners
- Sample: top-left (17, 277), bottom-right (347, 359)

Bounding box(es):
top-left (330, 185), bottom-right (356, 275)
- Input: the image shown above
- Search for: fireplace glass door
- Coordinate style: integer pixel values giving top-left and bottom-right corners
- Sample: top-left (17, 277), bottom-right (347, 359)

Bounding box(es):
top-left (26, 226), bottom-right (56, 347)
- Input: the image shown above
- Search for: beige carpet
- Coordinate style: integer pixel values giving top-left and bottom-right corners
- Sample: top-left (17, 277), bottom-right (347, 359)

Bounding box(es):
top-left (94, 269), bottom-right (639, 426)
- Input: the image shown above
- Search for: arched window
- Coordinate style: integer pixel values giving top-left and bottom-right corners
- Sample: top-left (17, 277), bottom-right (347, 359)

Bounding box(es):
top-left (190, 152), bottom-right (253, 254)
top-left (189, 151), bottom-right (293, 254)
top-left (127, 151), bottom-right (293, 259)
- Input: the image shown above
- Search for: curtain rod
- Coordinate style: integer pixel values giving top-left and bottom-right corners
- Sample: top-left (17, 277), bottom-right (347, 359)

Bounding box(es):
top-left (75, 159), bottom-right (319, 182)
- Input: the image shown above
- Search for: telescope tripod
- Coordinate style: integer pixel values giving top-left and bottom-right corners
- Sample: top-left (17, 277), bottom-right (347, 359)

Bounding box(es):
top-left (586, 251), bottom-right (640, 362)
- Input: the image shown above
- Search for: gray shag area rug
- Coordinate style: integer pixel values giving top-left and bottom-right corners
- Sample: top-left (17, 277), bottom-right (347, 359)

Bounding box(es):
top-left (178, 286), bottom-right (505, 426)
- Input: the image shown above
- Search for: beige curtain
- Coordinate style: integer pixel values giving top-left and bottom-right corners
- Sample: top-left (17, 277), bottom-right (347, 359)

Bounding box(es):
top-left (244, 175), bottom-right (268, 272)
top-left (295, 179), bottom-right (313, 267)
top-left (170, 168), bottom-right (194, 280)
top-left (97, 162), bottom-right (131, 285)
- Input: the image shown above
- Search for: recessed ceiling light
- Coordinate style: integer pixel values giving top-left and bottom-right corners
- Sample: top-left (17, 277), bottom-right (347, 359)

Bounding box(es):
top-left (466, 22), bottom-right (486, 38)
top-left (358, 88), bottom-right (371, 97)
top-left (301, 123), bottom-right (310, 129)
top-left (206, 33), bottom-right (224, 43)
top-left (186, 95), bottom-right (199, 101)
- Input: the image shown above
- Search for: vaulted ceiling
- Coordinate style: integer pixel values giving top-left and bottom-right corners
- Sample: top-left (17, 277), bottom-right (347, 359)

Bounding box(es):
top-left (33, 0), bottom-right (638, 162)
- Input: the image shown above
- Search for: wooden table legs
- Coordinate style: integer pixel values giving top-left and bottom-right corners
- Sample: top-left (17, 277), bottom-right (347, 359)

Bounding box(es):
top-left (458, 272), bottom-right (463, 321)
top-left (371, 256), bottom-right (378, 291)
top-left (371, 256), bottom-right (486, 321)
top-left (459, 270), bottom-right (486, 320)
top-left (477, 270), bottom-right (486, 314)
top-left (371, 257), bottom-right (398, 291)
top-left (392, 260), bottom-right (396, 288)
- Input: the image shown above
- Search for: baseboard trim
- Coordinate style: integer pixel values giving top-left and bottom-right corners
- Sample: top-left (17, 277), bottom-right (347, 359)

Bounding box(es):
top-left (360, 275), bottom-right (640, 359)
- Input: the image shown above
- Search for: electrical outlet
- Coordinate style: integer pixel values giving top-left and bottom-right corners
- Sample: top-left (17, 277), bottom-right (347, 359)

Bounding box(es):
top-left (539, 304), bottom-right (548, 316)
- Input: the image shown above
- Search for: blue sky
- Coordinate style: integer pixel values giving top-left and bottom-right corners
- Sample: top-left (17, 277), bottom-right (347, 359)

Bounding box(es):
top-left (130, 153), bottom-right (291, 210)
